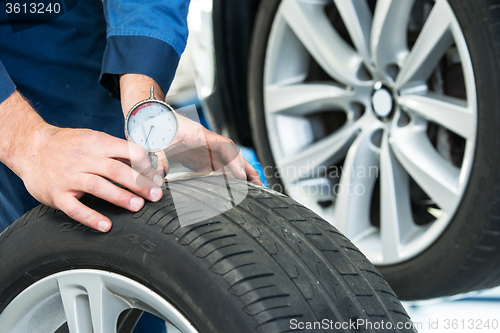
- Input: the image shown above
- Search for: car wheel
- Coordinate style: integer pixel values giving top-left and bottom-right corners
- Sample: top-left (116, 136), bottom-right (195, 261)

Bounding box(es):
top-left (0, 176), bottom-right (415, 332)
top-left (248, 0), bottom-right (500, 300)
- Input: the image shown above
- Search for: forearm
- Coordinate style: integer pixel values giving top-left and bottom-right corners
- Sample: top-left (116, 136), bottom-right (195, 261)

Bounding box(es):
top-left (119, 73), bottom-right (165, 118)
top-left (0, 90), bottom-right (51, 177)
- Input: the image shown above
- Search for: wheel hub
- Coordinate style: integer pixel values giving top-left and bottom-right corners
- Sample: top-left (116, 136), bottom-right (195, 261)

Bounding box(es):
top-left (371, 81), bottom-right (395, 121)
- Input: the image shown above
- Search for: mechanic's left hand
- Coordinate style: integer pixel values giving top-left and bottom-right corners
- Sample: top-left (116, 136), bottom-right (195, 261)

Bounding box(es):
top-left (120, 74), bottom-right (263, 186)
top-left (165, 115), bottom-right (262, 185)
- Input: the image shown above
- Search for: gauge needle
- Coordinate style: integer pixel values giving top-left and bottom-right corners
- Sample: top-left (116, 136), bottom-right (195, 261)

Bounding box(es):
top-left (145, 124), bottom-right (154, 145)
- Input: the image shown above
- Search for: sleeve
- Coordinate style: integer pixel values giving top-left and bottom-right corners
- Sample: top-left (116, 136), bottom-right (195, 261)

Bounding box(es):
top-left (0, 61), bottom-right (16, 104)
top-left (99, 0), bottom-right (190, 98)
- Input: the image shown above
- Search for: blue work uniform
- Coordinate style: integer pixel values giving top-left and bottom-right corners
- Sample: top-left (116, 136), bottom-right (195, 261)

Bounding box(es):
top-left (0, 0), bottom-right (189, 228)
top-left (0, 0), bottom-right (190, 331)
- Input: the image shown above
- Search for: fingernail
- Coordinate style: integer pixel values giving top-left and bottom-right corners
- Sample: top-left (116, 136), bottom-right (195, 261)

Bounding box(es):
top-left (150, 187), bottom-right (163, 201)
top-left (130, 197), bottom-right (144, 211)
top-left (153, 174), bottom-right (164, 186)
top-left (98, 221), bottom-right (111, 232)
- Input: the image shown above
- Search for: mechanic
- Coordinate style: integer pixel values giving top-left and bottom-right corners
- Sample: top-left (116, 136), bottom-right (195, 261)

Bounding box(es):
top-left (0, 0), bottom-right (261, 331)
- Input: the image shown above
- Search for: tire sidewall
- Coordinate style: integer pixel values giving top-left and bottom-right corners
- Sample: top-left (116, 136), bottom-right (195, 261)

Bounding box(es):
top-left (248, 0), bottom-right (286, 194)
top-left (0, 210), bottom-right (257, 333)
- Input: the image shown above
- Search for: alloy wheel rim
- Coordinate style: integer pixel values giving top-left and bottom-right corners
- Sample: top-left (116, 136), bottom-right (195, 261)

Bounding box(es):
top-left (263, 0), bottom-right (477, 265)
top-left (0, 269), bottom-right (198, 333)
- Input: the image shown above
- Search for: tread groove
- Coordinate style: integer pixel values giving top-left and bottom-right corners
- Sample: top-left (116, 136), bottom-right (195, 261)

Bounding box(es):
top-left (193, 234), bottom-right (238, 253)
top-left (242, 293), bottom-right (290, 310)
top-left (229, 273), bottom-right (276, 289)
top-left (208, 250), bottom-right (255, 269)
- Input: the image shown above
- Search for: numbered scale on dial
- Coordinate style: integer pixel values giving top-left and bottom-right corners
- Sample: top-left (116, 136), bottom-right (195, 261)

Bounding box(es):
top-left (125, 86), bottom-right (179, 167)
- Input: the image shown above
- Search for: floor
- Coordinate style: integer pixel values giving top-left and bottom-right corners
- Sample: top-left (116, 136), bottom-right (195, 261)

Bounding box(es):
top-left (403, 287), bottom-right (500, 332)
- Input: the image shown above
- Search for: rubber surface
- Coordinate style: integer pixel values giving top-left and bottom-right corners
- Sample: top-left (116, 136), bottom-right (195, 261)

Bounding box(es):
top-left (248, 0), bottom-right (500, 300)
top-left (0, 176), bottom-right (415, 332)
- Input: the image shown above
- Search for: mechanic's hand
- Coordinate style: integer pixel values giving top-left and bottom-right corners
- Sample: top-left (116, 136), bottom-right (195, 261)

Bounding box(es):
top-left (166, 115), bottom-right (263, 185)
top-left (16, 123), bottom-right (163, 232)
top-left (120, 73), bottom-right (262, 185)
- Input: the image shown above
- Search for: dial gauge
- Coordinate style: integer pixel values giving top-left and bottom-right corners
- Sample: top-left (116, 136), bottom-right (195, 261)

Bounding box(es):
top-left (125, 86), bottom-right (179, 153)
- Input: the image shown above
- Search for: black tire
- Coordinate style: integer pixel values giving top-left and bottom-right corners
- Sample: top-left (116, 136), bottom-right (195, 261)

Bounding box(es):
top-left (0, 176), bottom-right (415, 332)
top-left (248, 0), bottom-right (500, 300)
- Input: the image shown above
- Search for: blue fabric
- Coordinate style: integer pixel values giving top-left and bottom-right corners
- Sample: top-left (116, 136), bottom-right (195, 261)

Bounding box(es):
top-left (100, 0), bottom-right (189, 97)
top-left (0, 0), bottom-right (125, 135)
top-left (133, 312), bottom-right (167, 333)
top-left (0, 0), bottom-right (189, 219)
top-left (0, 61), bottom-right (15, 103)
top-left (102, 0), bottom-right (189, 57)
top-left (0, 0), bottom-right (189, 332)
top-left (0, 163), bottom-right (39, 232)
top-left (100, 35), bottom-right (180, 99)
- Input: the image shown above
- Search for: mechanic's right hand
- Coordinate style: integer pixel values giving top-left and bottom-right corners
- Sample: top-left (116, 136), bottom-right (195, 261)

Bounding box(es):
top-left (16, 123), bottom-right (164, 232)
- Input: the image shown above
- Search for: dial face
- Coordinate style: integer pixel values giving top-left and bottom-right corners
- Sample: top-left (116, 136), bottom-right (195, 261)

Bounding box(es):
top-left (126, 102), bottom-right (178, 152)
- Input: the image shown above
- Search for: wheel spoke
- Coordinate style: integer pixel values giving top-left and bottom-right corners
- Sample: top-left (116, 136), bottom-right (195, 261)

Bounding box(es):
top-left (278, 120), bottom-right (363, 184)
top-left (395, 0), bottom-right (455, 90)
top-left (380, 133), bottom-right (415, 263)
top-left (371, 0), bottom-right (414, 74)
top-left (334, 126), bottom-right (381, 240)
top-left (399, 93), bottom-right (475, 139)
top-left (280, 0), bottom-right (363, 86)
top-left (390, 124), bottom-right (460, 213)
top-left (58, 281), bottom-right (91, 333)
top-left (333, 0), bottom-right (372, 65)
top-left (58, 274), bottom-right (130, 333)
top-left (265, 83), bottom-right (354, 116)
